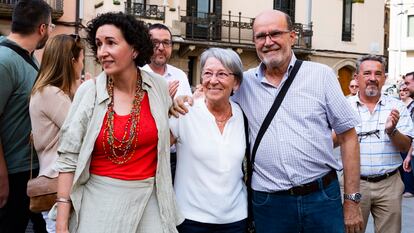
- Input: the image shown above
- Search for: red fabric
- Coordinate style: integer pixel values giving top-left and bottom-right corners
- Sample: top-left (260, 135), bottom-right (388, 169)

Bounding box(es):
top-left (90, 93), bottom-right (158, 180)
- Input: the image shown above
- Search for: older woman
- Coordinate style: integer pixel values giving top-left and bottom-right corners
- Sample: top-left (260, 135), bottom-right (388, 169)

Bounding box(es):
top-left (30, 34), bottom-right (84, 233)
top-left (54, 12), bottom-right (182, 233)
top-left (170, 48), bottom-right (247, 233)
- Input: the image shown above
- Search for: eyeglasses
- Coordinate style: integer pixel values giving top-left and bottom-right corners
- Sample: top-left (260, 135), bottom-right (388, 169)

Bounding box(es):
top-left (349, 85), bottom-right (359, 88)
top-left (152, 39), bottom-right (172, 48)
top-left (44, 23), bottom-right (56, 30)
top-left (69, 34), bottom-right (81, 42)
top-left (254, 29), bottom-right (291, 43)
top-left (357, 129), bottom-right (380, 142)
top-left (202, 70), bottom-right (234, 81)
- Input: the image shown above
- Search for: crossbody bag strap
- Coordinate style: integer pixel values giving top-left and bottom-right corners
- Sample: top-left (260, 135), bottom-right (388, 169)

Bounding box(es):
top-left (0, 41), bottom-right (39, 72)
top-left (29, 133), bottom-right (34, 179)
top-left (250, 60), bottom-right (303, 171)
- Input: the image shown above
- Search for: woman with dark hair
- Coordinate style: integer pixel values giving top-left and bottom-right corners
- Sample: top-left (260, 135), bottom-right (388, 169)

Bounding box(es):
top-left (30, 34), bottom-right (84, 233)
top-left (53, 12), bottom-right (182, 233)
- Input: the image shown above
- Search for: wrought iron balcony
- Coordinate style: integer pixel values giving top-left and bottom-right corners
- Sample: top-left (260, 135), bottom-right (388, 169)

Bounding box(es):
top-left (125, 2), bottom-right (164, 20)
top-left (0, 0), bottom-right (63, 20)
top-left (180, 9), bottom-right (313, 50)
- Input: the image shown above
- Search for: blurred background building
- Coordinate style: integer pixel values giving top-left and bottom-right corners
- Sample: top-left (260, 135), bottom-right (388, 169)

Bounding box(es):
top-left (0, 0), bottom-right (390, 95)
top-left (388, 0), bottom-right (414, 82)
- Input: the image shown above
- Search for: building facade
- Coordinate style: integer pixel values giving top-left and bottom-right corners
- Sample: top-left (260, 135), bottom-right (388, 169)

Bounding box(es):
top-left (1, 0), bottom-right (388, 95)
top-left (388, 0), bottom-right (414, 83)
top-left (0, 0), bottom-right (82, 61)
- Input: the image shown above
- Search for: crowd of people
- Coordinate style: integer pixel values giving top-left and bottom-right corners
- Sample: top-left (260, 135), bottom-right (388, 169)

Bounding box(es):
top-left (1, 1), bottom-right (414, 233)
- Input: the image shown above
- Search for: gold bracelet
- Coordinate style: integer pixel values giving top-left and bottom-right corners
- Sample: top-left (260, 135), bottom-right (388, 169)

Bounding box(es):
top-left (56, 197), bottom-right (72, 203)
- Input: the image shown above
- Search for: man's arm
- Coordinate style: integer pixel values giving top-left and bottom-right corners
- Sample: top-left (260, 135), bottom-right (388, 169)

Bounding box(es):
top-left (0, 140), bottom-right (9, 208)
top-left (386, 109), bottom-right (411, 152)
top-left (403, 145), bottom-right (413, 172)
top-left (337, 128), bottom-right (363, 233)
top-left (0, 63), bottom-right (13, 208)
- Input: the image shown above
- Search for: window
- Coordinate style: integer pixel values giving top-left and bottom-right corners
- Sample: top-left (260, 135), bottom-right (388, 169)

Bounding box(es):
top-left (186, 0), bottom-right (222, 40)
top-left (408, 15), bottom-right (414, 37)
top-left (273, 0), bottom-right (295, 22)
top-left (342, 0), bottom-right (353, 41)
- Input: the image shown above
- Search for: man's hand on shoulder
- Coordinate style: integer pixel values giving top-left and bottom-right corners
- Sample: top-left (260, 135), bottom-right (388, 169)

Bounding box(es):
top-left (169, 95), bottom-right (193, 118)
top-left (168, 80), bottom-right (179, 98)
top-left (343, 200), bottom-right (363, 233)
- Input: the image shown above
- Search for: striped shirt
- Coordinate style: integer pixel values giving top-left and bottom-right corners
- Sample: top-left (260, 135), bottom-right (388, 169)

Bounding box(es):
top-left (232, 53), bottom-right (360, 192)
top-left (348, 95), bottom-right (414, 176)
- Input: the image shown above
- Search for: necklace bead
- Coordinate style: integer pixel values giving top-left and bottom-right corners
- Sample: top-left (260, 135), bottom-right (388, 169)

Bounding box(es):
top-left (102, 73), bottom-right (145, 164)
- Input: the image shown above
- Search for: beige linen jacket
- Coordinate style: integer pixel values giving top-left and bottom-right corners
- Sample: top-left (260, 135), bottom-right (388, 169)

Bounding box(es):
top-left (54, 70), bottom-right (183, 232)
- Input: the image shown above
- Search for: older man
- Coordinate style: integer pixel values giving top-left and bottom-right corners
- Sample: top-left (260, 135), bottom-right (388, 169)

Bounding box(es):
top-left (232, 10), bottom-right (363, 233)
top-left (350, 55), bottom-right (413, 233)
top-left (348, 79), bottom-right (359, 96)
top-left (0, 0), bottom-right (52, 232)
top-left (172, 9), bottom-right (363, 233)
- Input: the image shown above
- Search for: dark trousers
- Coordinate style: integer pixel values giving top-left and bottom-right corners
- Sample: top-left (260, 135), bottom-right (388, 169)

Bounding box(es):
top-left (177, 218), bottom-right (247, 233)
top-left (400, 152), bottom-right (414, 194)
top-left (171, 152), bottom-right (176, 184)
top-left (252, 179), bottom-right (344, 233)
top-left (0, 170), bottom-right (46, 233)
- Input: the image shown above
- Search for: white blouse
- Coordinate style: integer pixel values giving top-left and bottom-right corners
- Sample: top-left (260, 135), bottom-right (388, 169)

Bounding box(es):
top-left (170, 98), bottom-right (248, 224)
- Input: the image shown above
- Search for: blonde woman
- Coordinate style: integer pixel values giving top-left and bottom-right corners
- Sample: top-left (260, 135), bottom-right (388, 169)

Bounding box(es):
top-left (29, 34), bottom-right (84, 232)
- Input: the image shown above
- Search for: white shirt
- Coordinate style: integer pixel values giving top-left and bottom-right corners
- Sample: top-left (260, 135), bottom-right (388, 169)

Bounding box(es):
top-left (142, 64), bottom-right (192, 98)
top-left (170, 98), bottom-right (248, 224)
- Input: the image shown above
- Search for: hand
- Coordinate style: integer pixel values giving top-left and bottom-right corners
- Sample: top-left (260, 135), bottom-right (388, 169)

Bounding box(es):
top-left (385, 109), bottom-right (400, 134)
top-left (343, 200), bottom-right (363, 233)
top-left (192, 84), bottom-right (204, 100)
top-left (168, 80), bottom-right (179, 98)
top-left (169, 95), bottom-right (193, 118)
top-left (56, 224), bottom-right (70, 233)
top-left (84, 72), bottom-right (93, 81)
top-left (403, 155), bottom-right (412, 172)
top-left (0, 174), bottom-right (9, 208)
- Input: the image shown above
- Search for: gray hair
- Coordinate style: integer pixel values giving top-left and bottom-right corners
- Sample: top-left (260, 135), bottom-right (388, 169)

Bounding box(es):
top-left (356, 54), bottom-right (386, 74)
top-left (200, 48), bottom-right (243, 84)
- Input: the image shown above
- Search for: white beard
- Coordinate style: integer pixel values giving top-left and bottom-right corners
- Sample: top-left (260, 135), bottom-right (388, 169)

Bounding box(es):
top-left (365, 86), bottom-right (379, 97)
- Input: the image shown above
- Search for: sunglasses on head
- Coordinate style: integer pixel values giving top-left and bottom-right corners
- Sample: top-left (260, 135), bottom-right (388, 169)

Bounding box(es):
top-left (69, 34), bottom-right (81, 42)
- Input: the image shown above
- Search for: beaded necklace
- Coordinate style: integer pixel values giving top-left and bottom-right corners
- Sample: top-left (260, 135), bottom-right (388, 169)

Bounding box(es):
top-left (102, 73), bottom-right (145, 164)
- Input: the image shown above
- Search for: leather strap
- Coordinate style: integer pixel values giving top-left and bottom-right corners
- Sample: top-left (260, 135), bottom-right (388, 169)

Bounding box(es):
top-left (0, 41), bottom-right (39, 72)
top-left (248, 60), bottom-right (303, 181)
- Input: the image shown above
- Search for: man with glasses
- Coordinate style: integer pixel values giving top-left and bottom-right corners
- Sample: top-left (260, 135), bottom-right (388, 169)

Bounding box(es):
top-left (142, 23), bottom-right (192, 99)
top-left (233, 10), bottom-right (364, 233)
top-left (0, 1), bottom-right (52, 232)
top-left (172, 9), bottom-right (363, 233)
top-left (348, 79), bottom-right (359, 96)
top-left (348, 55), bottom-right (414, 233)
top-left (142, 23), bottom-right (192, 182)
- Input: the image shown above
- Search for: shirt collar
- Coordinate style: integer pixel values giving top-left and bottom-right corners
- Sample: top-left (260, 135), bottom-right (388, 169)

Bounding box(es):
top-left (95, 68), bottom-right (153, 104)
top-left (352, 93), bottom-right (386, 107)
top-left (143, 64), bottom-right (171, 78)
top-left (254, 52), bottom-right (297, 86)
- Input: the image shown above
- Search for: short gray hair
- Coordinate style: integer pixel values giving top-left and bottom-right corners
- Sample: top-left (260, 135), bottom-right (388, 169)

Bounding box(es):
top-left (200, 48), bottom-right (243, 84)
top-left (356, 54), bottom-right (386, 74)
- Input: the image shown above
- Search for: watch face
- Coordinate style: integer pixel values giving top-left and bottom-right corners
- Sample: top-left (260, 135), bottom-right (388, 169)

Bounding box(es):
top-left (354, 193), bottom-right (362, 200)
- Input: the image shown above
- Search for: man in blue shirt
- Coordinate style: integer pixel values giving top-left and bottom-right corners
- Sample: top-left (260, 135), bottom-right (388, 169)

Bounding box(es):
top-left (172, 9), bottom-right (363, 233)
